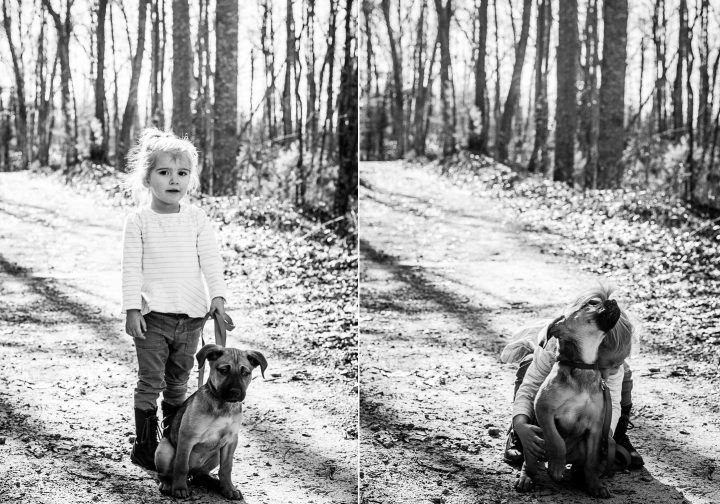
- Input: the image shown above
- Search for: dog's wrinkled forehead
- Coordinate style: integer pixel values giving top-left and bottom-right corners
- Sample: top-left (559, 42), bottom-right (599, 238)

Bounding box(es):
top-left (211, 348), bottom-right (251, 369)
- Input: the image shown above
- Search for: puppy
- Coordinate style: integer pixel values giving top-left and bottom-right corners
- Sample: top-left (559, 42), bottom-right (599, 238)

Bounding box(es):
top-left (155, 344), bottom-right (267, 500)
top-left (516, 300), bottom-right (619, 498)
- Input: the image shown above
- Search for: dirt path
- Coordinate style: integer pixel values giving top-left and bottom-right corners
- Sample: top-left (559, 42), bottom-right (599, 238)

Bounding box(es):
top-left (0, 171), bottom-right (357, 503)
top-left (359, 161), bottom-right (720, 504)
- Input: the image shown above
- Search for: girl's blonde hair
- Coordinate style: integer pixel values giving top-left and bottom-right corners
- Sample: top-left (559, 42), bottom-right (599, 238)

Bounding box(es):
top-left (124, 128), bottom-right (200, 203)
top-left (564, 284), bottom-right (638, 368)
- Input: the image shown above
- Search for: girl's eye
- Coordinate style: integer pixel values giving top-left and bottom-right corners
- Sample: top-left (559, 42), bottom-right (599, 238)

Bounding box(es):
top-left (178, 171), bottom-right (189, 177)
top-left (157, 170), bottom-right (168, 176)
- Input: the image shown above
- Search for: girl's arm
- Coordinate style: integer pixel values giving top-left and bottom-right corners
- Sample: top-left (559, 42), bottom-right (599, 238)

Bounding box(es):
top-left (196, 209), bottom-right (227, 303)
top-left (121, 214), bottom-right (143, 313)
top-left (512, 342), bottom-right (556, 421)
top-left (606, 365), bottom-right (623, 434)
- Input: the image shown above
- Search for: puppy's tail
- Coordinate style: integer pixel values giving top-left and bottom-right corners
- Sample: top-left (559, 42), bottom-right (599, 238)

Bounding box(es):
top-left (500, 339), bottom-right (535, 364)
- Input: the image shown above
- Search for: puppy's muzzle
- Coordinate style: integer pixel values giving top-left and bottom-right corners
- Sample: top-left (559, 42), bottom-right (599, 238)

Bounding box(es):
top-left (225, 388), bottom-right (246, 402)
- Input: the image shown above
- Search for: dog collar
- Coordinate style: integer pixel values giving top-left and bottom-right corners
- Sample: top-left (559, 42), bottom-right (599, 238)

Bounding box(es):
top-left (558, 360), bottom-right (604, 371)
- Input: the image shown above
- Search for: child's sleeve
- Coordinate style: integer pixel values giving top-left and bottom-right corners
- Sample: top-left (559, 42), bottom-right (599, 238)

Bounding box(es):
top-left (512, 342), bottom-right (556, 421)
top-left (121, 214), bottom-right (143, 312)
top-left (196, 209), bottom-right (228, 301)
top-left (607, 365), bottom-right (623, 434)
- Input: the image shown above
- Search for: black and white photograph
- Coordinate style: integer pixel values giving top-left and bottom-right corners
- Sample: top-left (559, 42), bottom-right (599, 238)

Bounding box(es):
top-left (0, 0), bottom-right (358, 502)
top-left (360, 0), bottom-right (720, 503)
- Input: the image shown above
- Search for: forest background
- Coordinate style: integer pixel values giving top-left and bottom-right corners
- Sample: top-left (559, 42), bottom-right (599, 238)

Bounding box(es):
top-left (0, 0), bottom-right (358, 226)
top-left (361, 0), bottom-right (720, 212)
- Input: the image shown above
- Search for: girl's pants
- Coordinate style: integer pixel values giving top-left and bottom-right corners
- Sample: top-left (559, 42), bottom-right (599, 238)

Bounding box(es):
top-left (513, 355), bottom-right (633, 408)
top-left (133, 311), bottom-right (204, 411)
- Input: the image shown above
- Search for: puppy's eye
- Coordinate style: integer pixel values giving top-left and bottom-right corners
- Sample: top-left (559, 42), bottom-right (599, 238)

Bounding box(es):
top-left (217, 367), bottom-right (229, 375)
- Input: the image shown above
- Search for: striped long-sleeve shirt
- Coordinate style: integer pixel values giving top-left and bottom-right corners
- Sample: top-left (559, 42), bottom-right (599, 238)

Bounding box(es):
top-left (121, 204), bottom-right (227, 318)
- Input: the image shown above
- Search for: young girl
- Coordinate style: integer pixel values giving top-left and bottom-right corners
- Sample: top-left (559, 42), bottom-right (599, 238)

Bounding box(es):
top-left (501, 286), bottom-right (644, 471)
top-left (121, 128), bottom-right (228, 471)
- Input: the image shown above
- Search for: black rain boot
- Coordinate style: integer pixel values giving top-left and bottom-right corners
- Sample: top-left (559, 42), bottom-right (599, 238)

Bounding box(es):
top-left (130, 407), bottom-right (159, 471)
top-left (160, 401), bottom-right (181, 439)
top-left (613, 404), bottom-right (644, 469)
top-left (503, 425), bottom-right (524, 467)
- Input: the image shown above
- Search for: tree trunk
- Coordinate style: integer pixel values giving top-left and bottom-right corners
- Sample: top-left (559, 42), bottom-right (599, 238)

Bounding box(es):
top-left (581, 0), bottom-right (599, 189)
top-left (35, 11), bottom-right (56, 167)
top-left (282, 0), bottom-right (295, 144)
top-left (493, 0), bottom-right (501, 151)
top-left (686, 23), bottom-right (695, 200)
top-left (672, 0), bottom-right (686, 138)
top-left (149, 0), bottom-right (165, 128)
top-left (261, 0), bottom-right (277, 140)
top-left (433, 0), bottom-right (454, 158)
top-left (172, 0), bottom-right (192, 136)
top-left (468, 0), bottom-right (489, 154)
top-left (554, 0), bottom-right (577, 185)
top-left (412, 0), bottom-right (427, 156)
top-left (3, 0), bottom-right (29, 169)
top-left (697, 0), bottom-right (709, 148)
top-left (109, 1), bottom-right (120, 166)
top-left (306, 0), bottom-right (317, 149)
top-left (496, 0), bottom-right (532, 162)
top-left (319, 0), bottom-right (339, 164)
top-left (528, 0), bottom-right (550, 173)
top-left (42, 0), bottom-right (77, 169)
top-left (118, 0), bottom-right (148, 169)
top-left (652, 0), bottom-right (667, 134)
top-left (597, 0), bottom-right (628, 188)
top-left (381, 0), bottom-right (404, 157)
top-left (90, 0), bottom-right (108, 162)
top-left (335, 0), bottom-right (357, 219)
top-left (198, 0), bottom-right (213, 193)
top-left (212, 0), bottom-right (239, 194)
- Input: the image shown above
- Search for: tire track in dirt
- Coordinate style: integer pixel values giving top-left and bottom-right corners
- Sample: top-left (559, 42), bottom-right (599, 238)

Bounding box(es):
top-left (359, 161), bottom-right (719, 504)
top-left (0, 171), bottom-right (356, 503)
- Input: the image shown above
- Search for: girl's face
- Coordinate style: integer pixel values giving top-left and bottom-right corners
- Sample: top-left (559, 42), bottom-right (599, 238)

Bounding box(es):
top-left (145, 153), bottom-right (191, 213)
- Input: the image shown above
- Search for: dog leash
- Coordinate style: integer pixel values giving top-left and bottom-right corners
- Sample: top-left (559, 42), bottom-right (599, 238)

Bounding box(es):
top-left (196, 310), bottom-right (235, 388)
top-left (558, 360), bottom-right (613, 457)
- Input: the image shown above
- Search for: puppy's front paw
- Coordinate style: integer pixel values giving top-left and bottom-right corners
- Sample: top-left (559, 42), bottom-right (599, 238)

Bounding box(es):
top-left (172, 485), bottom-right (191, 499)
top-left (588, 483), bottom-right (611, 499)
top-left (515, 472), bottom-right (534, 492)
top-left (220, 483), bottom-right (244, 501)
top-left (547, 461), bottom-right (566, 482)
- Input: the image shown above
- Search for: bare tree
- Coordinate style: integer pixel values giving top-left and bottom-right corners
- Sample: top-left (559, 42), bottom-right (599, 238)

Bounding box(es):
top-left (42, 0), bottom-right (78, 169)
top-left (469, 0), bottom-right (489, 154)
top-left (172, 0), bottom-right (192, 136)
top-left (90, 0), bottom-right (108, 162)
top-left (554, 0), bottom-right (577, 185)
top-left (652, 0), bottom-right (667, 134)
top-left (528, 0), bottom-right (550, 173)
top-left (496, 0), bottom-right (532, 162)
top-left (434, 0), bottom-right (455, 157)
top-left (2, 0), bottom-right (29, 168)
top-left (672, 0), bottom-right (687, 138)
top-left (597, 0), bottom-right (628, 188)
top-left (381, 0), bottom-right (404, 157)
top-left (335, 0), bottom-right (357, 218)
top-left (213, 0), bottom-right (239, 194)
top-left (580, 0), bottom-right (599, 188)
top-left (118, 0), bottom-right (149, 169)
top-left (282, 0), bottom-right (295, 143)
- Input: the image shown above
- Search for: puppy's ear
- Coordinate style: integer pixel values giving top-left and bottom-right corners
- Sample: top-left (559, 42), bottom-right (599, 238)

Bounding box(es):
top-left (246, 350), bottom-right (268, 378)
top-left (197, 344), bottom-right (224, 368)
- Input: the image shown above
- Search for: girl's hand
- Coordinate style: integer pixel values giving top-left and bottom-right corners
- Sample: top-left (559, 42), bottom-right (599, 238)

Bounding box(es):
top-left (125, 310), bottom-right (147, 340)
top-left (210, 296), bottom-right (226, 318)
top-left (514, 416), bottom-right (546, 460)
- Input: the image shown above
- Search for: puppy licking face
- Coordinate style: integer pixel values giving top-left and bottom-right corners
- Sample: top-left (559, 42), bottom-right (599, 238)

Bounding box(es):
top-left (197, 345), bottom-right (268, 403)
